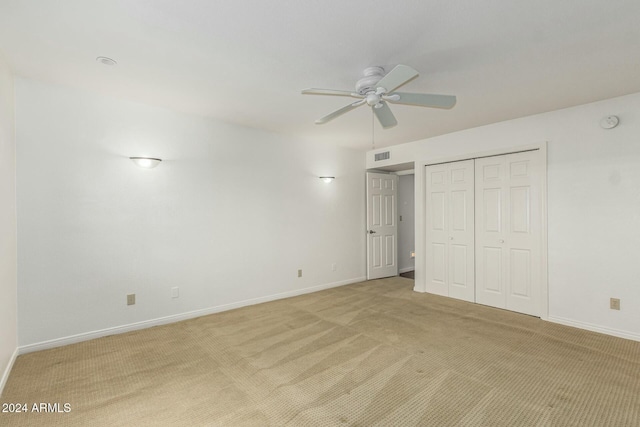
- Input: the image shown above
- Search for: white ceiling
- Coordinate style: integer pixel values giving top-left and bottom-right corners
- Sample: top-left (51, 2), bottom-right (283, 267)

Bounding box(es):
top-left (1, 0), bottom-right (639, 150)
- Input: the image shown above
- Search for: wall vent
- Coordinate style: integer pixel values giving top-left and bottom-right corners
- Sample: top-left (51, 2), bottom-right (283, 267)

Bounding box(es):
top-left (374, 151), bottom-right (390, 161)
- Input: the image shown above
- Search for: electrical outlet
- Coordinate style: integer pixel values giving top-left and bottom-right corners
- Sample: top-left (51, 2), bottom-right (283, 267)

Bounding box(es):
top-left (331, 263), bottom-right (337, 271)
top-left (171, 287), bottom-right (179, 299)
top-left (127, 294), bottom-right (135, 306)
top-left (610, 298), bottom-right (620, 310)
top-left (298, 269), bottom-right (302, 278)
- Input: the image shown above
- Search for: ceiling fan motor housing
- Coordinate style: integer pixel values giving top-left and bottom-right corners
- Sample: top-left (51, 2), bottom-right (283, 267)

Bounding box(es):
top-left (355, 66), bottom-right (385, 95)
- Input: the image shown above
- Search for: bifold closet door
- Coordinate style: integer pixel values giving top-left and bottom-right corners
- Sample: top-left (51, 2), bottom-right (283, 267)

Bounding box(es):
top-left (425, 160), bottom-right (475, 302)
top-left (475, 151), bottom-right (542, 316)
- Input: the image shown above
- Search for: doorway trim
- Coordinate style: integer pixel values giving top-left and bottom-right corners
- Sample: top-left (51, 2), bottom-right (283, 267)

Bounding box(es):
top-left (413, 142), bottom-right (548, 320)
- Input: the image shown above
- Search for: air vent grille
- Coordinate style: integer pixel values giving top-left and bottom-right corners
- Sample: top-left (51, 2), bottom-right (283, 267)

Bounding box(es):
top-left (374, 151), bottom-right (390, 161)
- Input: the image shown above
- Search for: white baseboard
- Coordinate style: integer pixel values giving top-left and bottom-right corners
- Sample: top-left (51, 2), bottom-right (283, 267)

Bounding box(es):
top-left (547, 316), bottom-right (640, 343)
top-left (399, 267), bottom-right (415, 274)
top-left (19, 276), bottom-right (367, 355)
top-left (0, 347), bottom-right (19, 396)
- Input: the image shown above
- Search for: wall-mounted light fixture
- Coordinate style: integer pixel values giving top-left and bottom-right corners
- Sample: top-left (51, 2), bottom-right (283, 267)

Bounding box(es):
top-left (319, 176), bottom-right (335, 183)
top-left (130, 157), bottom-right (162, 169)
top-left (96, 56), bottom-right (117, 66)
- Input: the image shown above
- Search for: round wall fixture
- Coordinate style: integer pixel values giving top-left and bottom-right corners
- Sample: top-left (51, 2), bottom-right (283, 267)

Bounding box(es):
top-left (600, 115), bottom-right (619, 129)
top-left (96, 56), bottom-right (117, 66)
top-left (130, 157), bottom-right (162, 169)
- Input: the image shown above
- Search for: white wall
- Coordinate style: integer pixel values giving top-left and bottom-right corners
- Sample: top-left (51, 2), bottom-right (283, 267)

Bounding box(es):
top-left (16, 78), bottom-right (366, 348)
top-left (368, 92), bottom-right (640, 341)
top-left (397, 174), bottom-right (415, 273)
top-left (0, 53), bottom-right (18, 393)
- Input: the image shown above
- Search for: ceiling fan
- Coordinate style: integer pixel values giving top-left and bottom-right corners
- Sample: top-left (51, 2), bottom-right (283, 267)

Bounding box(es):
top-left (302, 65), bottom-right (456, 129)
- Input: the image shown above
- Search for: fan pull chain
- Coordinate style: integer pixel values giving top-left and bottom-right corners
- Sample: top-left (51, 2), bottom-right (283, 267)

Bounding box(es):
top-left (371, 108), bottom-right (375, 151)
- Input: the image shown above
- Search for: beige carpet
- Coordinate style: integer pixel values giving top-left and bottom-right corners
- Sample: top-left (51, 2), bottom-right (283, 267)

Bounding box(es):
top-left (1, 277), bottom-right (639, 426)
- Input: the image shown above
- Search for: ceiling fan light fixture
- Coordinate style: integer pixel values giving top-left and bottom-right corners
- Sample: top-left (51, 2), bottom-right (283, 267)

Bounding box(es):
top-left (365, 93), bottom-right (381, 106)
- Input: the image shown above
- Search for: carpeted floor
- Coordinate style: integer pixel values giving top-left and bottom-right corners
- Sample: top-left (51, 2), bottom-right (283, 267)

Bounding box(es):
top-left (1, 277), bottom-right (639, 426)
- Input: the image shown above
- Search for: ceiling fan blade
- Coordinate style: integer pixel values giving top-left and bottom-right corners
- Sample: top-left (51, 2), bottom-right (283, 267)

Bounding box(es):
top-left (315, 99), bottom-right (366, 124)
top-left (373, 102), bottom-right (398, 129)
top-left (375, 65), bottom-right (419, 93)
top-left (302, 88), bottom-right (362, 98)
top-left (385, 92), bottom-right (457, 109)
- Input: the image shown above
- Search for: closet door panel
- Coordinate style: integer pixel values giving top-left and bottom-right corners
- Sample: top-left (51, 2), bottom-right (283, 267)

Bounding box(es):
top-left (504, 152), bottom-right (541, 316)
top-left (425, 164), bottom-right (450, 296)
top-left (475, 151), bottom-right (541, 316)
top-left (475, 156), bottom-right (508, 308)
top-left (447, 160), bottom-right (475, 302)
top-left (425, 160), bottom-right (474, 302)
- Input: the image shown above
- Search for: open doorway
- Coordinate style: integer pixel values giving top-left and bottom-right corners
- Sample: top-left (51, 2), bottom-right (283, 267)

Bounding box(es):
top-left (365, 162), bottom-right (414, 281)
top-left (397, 172), bottom-right (415, 279)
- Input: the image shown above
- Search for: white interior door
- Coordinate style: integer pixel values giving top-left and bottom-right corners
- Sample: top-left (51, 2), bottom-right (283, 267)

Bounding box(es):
top-left (425, 160), bottom-right (475, 302)
top-left (475, 151), bottom-right (542, 316)
top-left (366, 172), bottom-right (398, 280)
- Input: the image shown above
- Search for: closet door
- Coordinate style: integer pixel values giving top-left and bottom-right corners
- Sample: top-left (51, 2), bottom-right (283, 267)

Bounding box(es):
top-left (425, 160), bottom-right (475, 302)
top-left (475, 151), bottom-right (541, 316)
